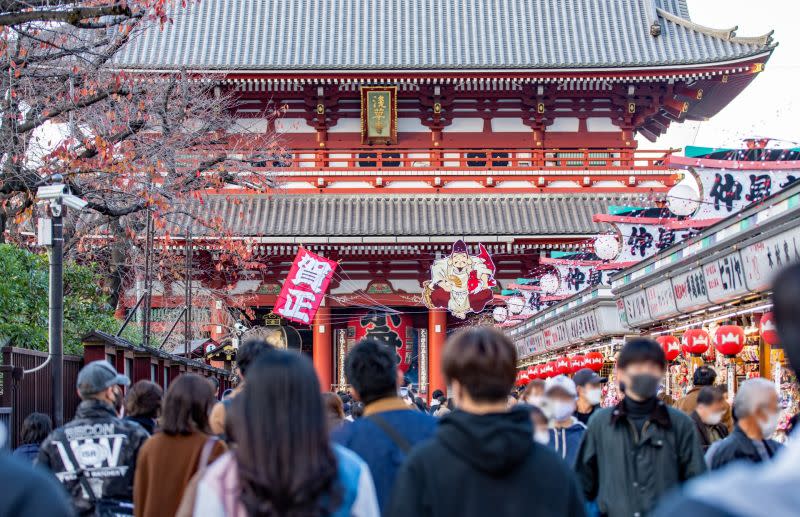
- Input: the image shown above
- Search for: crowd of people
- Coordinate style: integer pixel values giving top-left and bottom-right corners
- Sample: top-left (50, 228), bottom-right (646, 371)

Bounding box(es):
top-left (3, 265), bottom-right (800, 516)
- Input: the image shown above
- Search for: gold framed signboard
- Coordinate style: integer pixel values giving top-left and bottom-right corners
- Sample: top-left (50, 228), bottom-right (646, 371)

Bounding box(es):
top-left (360, 86), bottom-right (398, 145)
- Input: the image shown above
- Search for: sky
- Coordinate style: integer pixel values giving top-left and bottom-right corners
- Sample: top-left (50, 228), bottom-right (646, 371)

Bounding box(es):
top-left (639, 0), bottom-right (800, 151)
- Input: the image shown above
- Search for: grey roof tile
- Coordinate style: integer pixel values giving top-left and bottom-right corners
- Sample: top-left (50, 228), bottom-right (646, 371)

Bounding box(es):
top-left (115, 0), bottom-right (772, 71)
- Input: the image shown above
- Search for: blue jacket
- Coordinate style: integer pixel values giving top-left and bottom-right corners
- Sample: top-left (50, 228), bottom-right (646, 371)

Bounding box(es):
top-left (548, 417), bottom-right (587, 467)
top-left (332, 398), bottom-right (437, 512)
top-left (12, 443), bottom-right (40, 464)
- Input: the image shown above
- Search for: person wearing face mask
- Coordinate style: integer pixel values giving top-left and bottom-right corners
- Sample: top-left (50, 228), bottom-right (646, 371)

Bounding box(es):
top-left (573, 369), bottom-right (606, 425)
top-left (704, 378), bottom-right (782, 470)
top-left (575, 338), bottom-right (705, 517)
top-left (690, 386), bottom-right (729, 453)
top-left (37, 360), bottom-right (149, 516)
top-left (653, 264), bottom-right (800, 517)
top-left (520, 379), bottom-right (547, 409)
top-left (544, 375), bottom-right (586, 466)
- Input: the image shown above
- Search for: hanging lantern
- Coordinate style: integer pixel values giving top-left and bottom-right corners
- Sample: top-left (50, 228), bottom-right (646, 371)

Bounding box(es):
top-left (515, 371), bottom-right (523, 386)
top-left (542, 361), bottom-right (557, 379)
top-left (714, 325), bottom-right (746, 357)
top-left (682, 328), bottom-right (710, 356)
top-left (506, 296), bottom-right (526, 316)
top-left (593, 234), bottom-right (620, 261)
top-left (539, 273), bottom-right (560, 295)
top-left (657, 335), bottom-right (682, 362)
top-left (760, 312), bottom-right (779, 345)
top-left (527, 365), bottom-right (537, 379)
top-left (585, 352), bottom-right (604, 372)
top-left (492, 306), bottom-right (508, 323)
top-left (519, 370), bottom-right (530, 386)
top-left (555, 356), bottom-right (572, 375)
top-left (667, 177), bottom-right (701, 217)
top-left (571, 354), bottom-right (586, 372)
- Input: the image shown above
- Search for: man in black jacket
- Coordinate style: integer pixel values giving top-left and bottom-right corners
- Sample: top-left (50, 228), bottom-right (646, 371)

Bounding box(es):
top-left (37, 360), bottom-right (149, 516)
top-left (387, 327), bottom-right (586, 517)
top-left (705, 378), bottom-right (782, 470)
top-left (690, 386), bottom-right (729, 452)
top-left (575, 338), bottom-right (705, 517)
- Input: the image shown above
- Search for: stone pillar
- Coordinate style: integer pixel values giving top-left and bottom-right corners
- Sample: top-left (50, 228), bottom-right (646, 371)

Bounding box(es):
top-left (313, 305), bottom-right (332, 391)
top-left (428, 309), bottom-right (448, 398)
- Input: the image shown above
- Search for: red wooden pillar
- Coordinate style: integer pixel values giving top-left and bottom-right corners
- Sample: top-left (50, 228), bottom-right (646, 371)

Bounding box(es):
top-left (428, 309), bottom-right (447, 398)
top-left (313, 305), bottom-right (332, 391)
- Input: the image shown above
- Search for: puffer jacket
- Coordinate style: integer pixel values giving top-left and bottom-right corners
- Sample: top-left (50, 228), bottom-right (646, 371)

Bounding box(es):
top-left (548, 417), bottom-right (587, 467)
top-left (37, 399), bottom-right (150, 516)
top-left (575, 398), bottom-right (706, 517)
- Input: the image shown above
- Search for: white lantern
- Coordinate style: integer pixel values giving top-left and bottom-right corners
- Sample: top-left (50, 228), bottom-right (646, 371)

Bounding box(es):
top-left (539, 273), bottom-right (560, 295)
top-left (506, 296), bottom-right (526, 315)
top-left (593, 234), bottom-right (620, 261)
top-left (492, 306), bottom-right (508, 323)
top-left (667, 178), bottom-right (701, 217)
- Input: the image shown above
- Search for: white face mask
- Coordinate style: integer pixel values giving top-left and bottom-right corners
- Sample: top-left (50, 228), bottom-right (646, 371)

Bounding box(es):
top-left (527, 395), bottom-right (545, 408)
top-left (549, 400), bottom-right (576, 421)
top-left (585, 388), bottom-right (603, 406)
top-left (702, 411), bottom-right (724, 426)
top-left (758, 411), bottom-right (780, 439)
top-left (534, 429), bottom-right (550, 445)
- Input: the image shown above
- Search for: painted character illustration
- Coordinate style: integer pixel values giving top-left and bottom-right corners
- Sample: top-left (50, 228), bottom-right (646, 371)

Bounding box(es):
top-left (424, 240), bottom-right (496, 319)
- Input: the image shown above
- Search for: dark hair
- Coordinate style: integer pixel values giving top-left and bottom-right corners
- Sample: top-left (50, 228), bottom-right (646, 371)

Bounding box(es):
top-left (351, 401), bottom-right (365, 419)
top-left (414, 396), bottom-right (428, 413)
top-left (160, 374), bottom-right (216, 435)
top-left (20, 412), bottom-right (52, 445)
top-left (229, 349), bottom-right (340, 517)
top-left (617, 338), bottom-right (666, 370)
top-left (236, 338), bottom-right (273, 378)
top-left (442, 327), bottom-right (517, 403)
top-left (207, 376), bottom-right (220, 392)
top-left (125, 380), bottom-right (164, 419)
top-left (432, 389), bottom-right (444, 399)
top-left (697, 386), bottom-right (724, 406)
top-left (693, 365), bottom-right (718, 387)
top-left (322, 392), bottom-right (344, 419)
top-left (344, 338), bottom-right (397, 405)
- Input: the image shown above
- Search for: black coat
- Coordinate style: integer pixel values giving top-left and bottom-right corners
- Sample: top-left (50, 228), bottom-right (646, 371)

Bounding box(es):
top-left (706, 425), bottom-right (781, 470)
top-left (37, 399), bottom-right (150, 516)
top-left (0, 454), bottom-right (74, 517)
top-left (386, 408), bottom-right (586, 517)
top-left (690, 411), bottom-right (729, 452)
top-left (575, 399), bottom-right (706, 517)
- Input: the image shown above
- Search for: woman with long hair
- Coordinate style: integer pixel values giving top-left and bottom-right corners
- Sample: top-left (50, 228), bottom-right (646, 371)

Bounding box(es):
top-left (195, 349), bottom-right (379, 517)
top-left (133, 374), bottom-right (227, 517)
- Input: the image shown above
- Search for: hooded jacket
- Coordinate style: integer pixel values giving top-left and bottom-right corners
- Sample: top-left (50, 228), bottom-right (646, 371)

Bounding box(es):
top-left (548, 417), bottom-right (587, 467)
top-left (37, 399), bottom-right (150, 516)
top-left (386, 408), bottom-right (586, 517)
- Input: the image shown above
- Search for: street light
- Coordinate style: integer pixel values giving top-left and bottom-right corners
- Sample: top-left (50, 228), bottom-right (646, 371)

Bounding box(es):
top-left (33, 174), bottom-right (87, 427)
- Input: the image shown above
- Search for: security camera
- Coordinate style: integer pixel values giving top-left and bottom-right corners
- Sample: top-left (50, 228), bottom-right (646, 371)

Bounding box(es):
top-left (62, 194), bottom-right (88, 211)
top-left (36, 184), bottom-right (69, 200)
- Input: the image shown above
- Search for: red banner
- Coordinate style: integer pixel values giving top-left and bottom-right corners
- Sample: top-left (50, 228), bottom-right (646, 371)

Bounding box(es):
top-left (275, 248), bottom-right (337, 325)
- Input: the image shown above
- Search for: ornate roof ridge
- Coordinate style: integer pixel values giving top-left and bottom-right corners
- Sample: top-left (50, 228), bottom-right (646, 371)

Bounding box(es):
top-left (656, 7), bottom-right (775, 47)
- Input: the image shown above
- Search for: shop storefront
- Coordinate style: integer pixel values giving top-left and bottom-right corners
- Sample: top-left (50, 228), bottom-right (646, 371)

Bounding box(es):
top-left (613, 181), bottom-right (800, 436)
top-left (510, 287), bottom-right (629, 404)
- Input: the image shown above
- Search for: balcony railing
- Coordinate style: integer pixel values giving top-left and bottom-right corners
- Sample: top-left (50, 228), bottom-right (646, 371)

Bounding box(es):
top-left (218, 147), bottom-right (674, 173)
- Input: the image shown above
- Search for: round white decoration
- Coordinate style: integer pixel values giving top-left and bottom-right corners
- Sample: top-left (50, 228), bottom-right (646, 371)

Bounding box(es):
top-left (593, 234), bottom-right (620, 261)
top-left (667, 179), bottom-right (701, 217)
top-left (539, 273), bottom-right (560, 295)
top-left (492, 306), bottom-right (509, 323)
top-left (506, 296), bottom-right (526, 315)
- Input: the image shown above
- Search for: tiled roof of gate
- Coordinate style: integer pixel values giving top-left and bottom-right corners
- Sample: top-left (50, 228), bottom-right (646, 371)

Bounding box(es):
top-left (115, 0), bottom-right (774, 72)
top-left (178, 193), bottom-right (638, 237)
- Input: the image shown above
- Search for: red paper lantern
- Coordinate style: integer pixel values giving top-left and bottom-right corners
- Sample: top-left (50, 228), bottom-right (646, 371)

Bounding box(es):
top-left (555, 356), bottom-right (572, 375)
top-left (571, 354), bottom-right (586, 372)
top-left (682, 329), bottom-right (710, 356)
top-left (585, 352), bottom-right (604, 372)
top-left (518, 370), bottom-right (530, 386)
top-left (533, 364), bottom-right (543, 379)
top-left (760, 312), bottom-right (779, 345)
top-left (714, 325), bottom-right (746, 357)
top-left (657, 335), bottom-right (682, 362)
top-left (527, 365), bottom-right (537, 379)
top-left (542, 361), bottom-right (557, 379)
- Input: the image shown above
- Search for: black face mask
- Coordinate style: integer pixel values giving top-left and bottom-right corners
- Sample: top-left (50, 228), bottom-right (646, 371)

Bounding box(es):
top-left (627, 374), bottom-right (661, 400)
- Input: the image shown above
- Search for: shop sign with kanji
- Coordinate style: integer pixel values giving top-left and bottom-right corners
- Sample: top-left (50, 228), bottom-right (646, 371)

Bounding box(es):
top-left (275, 248), bottom-right (338, 325)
